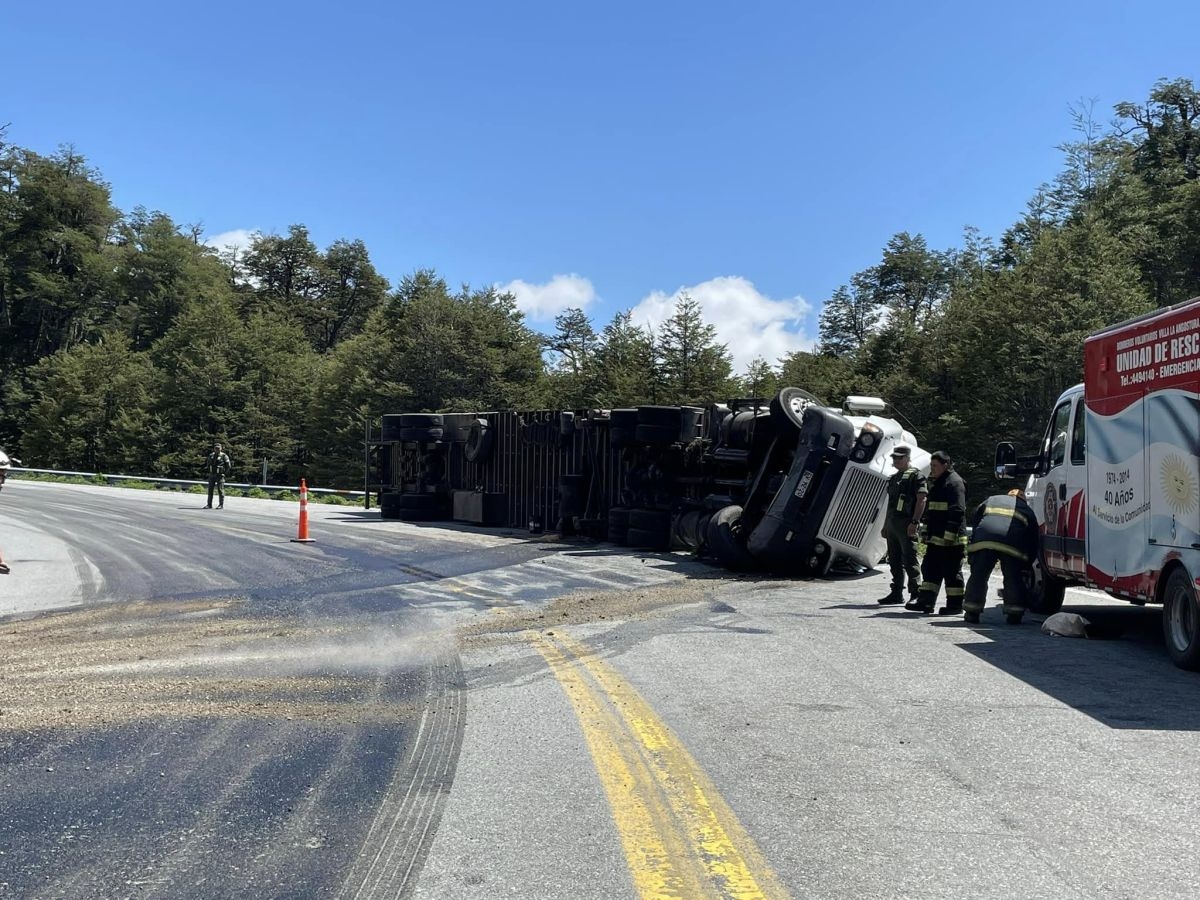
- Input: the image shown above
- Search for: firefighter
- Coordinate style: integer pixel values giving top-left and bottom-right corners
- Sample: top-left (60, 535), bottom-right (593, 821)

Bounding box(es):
top-left (962, 488), bottom-right (1039, 625)
top-left (906, 450), bottom-right (967, 615)
top-left (877, 445), bottom-right (927, 605)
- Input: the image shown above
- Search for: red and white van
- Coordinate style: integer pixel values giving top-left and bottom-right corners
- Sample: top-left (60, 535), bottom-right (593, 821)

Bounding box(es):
top-left (996, 297), bottom-right (1200, 669)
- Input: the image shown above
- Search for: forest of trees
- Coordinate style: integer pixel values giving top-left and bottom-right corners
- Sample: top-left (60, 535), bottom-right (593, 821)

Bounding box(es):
top-left (2, 78), bottom-right (1199, 493)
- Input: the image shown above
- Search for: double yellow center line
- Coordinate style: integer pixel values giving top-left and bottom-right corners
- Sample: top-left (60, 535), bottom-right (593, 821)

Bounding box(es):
top-left (529, 630), bottom-right (788, 899)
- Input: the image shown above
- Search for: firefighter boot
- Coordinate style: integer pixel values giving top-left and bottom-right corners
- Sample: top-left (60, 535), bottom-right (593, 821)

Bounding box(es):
top-left (877, 591), bottom-right (905, 606)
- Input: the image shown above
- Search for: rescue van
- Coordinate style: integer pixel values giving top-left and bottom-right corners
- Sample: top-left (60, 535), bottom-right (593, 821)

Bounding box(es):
top-left (995, 297), bottom-right (1200, 669)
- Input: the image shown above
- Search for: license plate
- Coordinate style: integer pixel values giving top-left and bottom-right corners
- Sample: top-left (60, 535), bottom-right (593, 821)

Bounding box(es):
top-left (794, 470), bottom-right (813, 500)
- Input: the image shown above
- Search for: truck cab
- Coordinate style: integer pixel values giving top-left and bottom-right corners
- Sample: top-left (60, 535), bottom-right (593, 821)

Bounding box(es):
top-left (745, 395), bottom-right (927, 575)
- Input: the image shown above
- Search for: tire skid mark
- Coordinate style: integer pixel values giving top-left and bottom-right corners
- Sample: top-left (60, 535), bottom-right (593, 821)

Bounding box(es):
top-left (372, 659), bottom-right (460, 897)
top-left (338, 649), bottom-right (464, 900)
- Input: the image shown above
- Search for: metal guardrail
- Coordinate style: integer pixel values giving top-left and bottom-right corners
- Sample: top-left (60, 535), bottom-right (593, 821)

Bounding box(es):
top-left (7, 467), bottom-right (365, 498)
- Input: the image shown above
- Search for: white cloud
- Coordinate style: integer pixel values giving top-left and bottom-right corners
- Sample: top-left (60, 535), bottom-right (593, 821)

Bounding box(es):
top-left (498, 274), bottom-right (597, 321)
top-left (629, 276), bottom-right (814, 371)
top-left (203, 228), bottom-right (257, 255)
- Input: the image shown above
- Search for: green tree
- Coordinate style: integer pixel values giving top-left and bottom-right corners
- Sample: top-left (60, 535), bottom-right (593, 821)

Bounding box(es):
top-left (738, 357), bottom-right (778, 400)
top-left (315, 269), bottom-right (543, 417)
top-left (313, 239), bottom-right (389, 352)
top-left (776, 349), bottom-right (861, 408)
top-left (239, 225), bottom-right (322, 322)
top-left (111, 208), bottom-right (233, 350)
top-left (150, 291), bottom-right (251, 473)
top-left (543, 307), bottom-right (600, 408)
top-left (21, 335), bottom-right (163, 472)
top-left (817, 272), bottom-right (880, 357)
top-left (1106, 78), bottom-right (1200, 304)
top-left (592, 311), bottom-right (660, 406)
top-left (0, 147), bottom-right (121, 377)
top-left (656, 293), bottom-right (734, 405)
top-left (874, 232), bottom-right (953, 327)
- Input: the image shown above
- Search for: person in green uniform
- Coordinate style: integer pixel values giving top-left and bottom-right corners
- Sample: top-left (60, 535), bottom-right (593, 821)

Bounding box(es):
top-left (877, 445), bottom-right (927, 605)
top-left (204, 442), bottom-right (231, 509)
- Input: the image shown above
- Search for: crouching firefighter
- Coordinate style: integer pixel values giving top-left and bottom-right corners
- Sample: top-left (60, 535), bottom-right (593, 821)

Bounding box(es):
top-left (906, 450), bottom-right (967, 616)
top-left (962, 488), bottom-right (1039, 625)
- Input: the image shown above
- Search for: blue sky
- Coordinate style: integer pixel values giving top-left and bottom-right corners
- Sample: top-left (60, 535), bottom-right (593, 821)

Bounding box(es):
top-left (4, 1), bottom-right (1198, 369)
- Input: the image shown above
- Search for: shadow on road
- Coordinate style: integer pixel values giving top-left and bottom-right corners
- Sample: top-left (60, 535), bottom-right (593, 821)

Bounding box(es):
top-left (939, 603), bottom-right (1200, 730)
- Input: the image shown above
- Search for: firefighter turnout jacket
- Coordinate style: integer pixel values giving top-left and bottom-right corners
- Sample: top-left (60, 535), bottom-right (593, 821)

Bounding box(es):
top-left (923, 469), bottom-right (967, 546)
top-left (966, 494), bottom-right (1038, 561)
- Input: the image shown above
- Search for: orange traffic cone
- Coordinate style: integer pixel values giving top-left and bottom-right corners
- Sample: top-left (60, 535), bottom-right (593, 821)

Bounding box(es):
top-left (291, 478), bottom-right (316, 543)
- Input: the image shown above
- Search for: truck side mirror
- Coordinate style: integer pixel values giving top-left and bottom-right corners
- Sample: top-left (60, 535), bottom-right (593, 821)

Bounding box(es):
top-left (994, 442), bottom-right (1017, 478)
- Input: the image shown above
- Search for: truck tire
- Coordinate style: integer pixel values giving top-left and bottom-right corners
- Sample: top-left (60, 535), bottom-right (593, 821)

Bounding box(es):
top-left (465, 419), bottom-right (495, 463)
top-left (770, 387), bottom-right (823, 437)
top-left (1163, 567), bottom-right (1200, 670)
top-left (671, 509), bottom-right (710, 552)
top-left (707, 505), bottom-right (758, 571)
top-left (1024, 559), bottom-right (1067, 615)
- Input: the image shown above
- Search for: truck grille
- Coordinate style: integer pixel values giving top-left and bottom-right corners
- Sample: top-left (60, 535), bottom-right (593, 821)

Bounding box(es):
top-left (823, 466), bottom-right (888, 548)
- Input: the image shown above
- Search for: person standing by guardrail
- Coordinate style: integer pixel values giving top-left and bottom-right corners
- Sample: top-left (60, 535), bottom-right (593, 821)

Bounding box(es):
top-left (204, 442), bottom-right (231, 510)
top-left (0, 449), bottom-right (20, 574)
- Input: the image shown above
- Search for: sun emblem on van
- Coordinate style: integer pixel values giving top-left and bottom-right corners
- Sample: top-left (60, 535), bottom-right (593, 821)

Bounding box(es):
top-left (1160, 453), bottom-right (1199, 515)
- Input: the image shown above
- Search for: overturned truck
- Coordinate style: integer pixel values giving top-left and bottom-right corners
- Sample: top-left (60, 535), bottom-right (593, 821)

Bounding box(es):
top-left (368, 389), bottom-right (928, 575)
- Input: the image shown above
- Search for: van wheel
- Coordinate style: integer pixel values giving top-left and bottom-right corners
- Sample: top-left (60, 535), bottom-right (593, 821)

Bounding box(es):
top-left (1163, 567), bottom-right (1200, 670)
top-left (1024, 559), bottom-right (1066, 615)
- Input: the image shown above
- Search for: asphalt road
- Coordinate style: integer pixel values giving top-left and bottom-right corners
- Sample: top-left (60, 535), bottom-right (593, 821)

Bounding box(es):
top-left (2, 480), bottom-right (1199, 899)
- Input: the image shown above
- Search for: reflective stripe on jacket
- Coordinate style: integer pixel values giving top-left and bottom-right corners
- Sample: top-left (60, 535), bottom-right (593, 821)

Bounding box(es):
top-left (966, 494), bottom-right (1038, 560)
top-left (923, 470), bottom-right (967, 546)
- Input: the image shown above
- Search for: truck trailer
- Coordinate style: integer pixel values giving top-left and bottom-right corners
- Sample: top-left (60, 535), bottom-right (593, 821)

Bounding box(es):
top-left (370, 388), bottom-right (927, 577)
